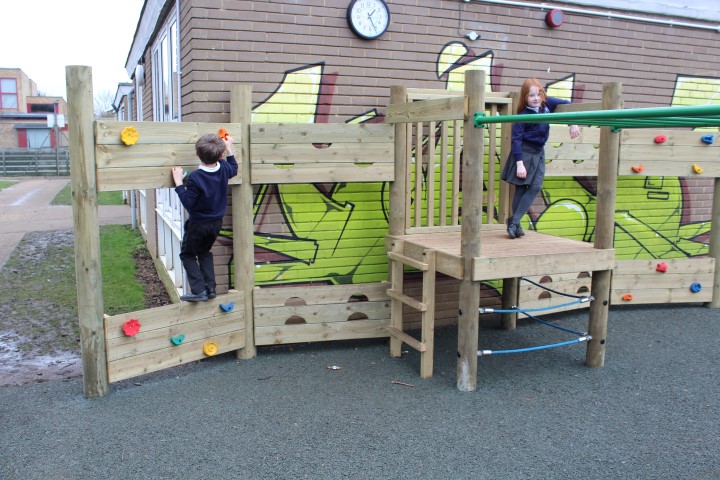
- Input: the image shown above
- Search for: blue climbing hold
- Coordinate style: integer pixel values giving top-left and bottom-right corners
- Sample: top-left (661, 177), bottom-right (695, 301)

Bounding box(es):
top-left (220, 302), bottom-right (235, 312)
top-left (701, 134), bottom-right (714, 144)
top-left (690, 282), bottom-right (702, 293)
top-left (170, 334), bottom-right (185, 345)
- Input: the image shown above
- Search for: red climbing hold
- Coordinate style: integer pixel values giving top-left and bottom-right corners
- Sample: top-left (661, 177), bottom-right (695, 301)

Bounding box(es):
top-left (654, 135), bottom-right (667, 144)
top-left (656, 262), bottom-right (667, 273)
top-left (122, 318), bottom-right (141, 337)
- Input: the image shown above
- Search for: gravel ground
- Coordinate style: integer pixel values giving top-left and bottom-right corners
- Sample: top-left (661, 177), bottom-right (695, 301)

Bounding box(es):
top-left (1, 303), bottom-right (718, 479)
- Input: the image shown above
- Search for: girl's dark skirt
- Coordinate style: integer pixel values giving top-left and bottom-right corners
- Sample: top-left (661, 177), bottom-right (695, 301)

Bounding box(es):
top-left (501, 143), bottom-right (546, 187)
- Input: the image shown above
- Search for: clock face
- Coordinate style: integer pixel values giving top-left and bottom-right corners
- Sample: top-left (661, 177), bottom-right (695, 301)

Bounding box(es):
top-left (347, 0), bottom-right (390, 40)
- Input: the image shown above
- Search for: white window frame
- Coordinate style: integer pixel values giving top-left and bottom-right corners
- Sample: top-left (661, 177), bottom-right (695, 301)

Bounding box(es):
top-left (151, 5), bottom-right (185, 295)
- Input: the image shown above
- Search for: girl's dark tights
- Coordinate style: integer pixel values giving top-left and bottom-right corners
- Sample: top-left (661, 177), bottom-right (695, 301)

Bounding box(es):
top-left (510, 182), bottom-right (542, 225)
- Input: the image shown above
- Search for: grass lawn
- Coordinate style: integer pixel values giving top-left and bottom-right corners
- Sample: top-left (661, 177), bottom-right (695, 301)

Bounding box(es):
top-left (52, 183), bottom-right (124, 205)
top-left (0, 180), bottom-right (17, 190)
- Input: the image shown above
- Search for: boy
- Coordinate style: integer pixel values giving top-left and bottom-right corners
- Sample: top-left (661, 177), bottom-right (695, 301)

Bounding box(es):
top-left (171, 133), bottom-right (238, 301)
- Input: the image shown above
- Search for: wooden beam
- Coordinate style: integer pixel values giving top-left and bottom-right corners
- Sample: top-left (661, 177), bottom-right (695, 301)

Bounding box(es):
top-left (456, 69), bottom-right (484, 392)
top-left (706, 177), bottom-right (720, 308)
top-left (231, 85), bottom-right (256, 359)
top-left (387, 327), bottom-right (427, 352)
top-left (587, 82), bottom-right (622, 368)
top-left (66, 65), bottom-right (108, 398)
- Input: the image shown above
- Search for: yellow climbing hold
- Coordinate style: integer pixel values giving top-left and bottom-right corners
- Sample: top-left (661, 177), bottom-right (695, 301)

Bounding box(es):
top-left (203, 341), bottom-right (219, 356)
top-left (120, 126), bottom-right (139, 145)
top-left (692, 163), bottom-right (704, 174)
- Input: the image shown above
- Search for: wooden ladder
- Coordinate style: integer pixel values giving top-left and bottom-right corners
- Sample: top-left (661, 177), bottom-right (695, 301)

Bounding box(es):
top-left (386, 239), bottom-right (437, 378)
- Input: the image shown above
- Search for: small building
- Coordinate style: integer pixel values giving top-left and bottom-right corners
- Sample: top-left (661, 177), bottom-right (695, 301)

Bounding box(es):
top-left (0, 68), bottom-right (67, 149)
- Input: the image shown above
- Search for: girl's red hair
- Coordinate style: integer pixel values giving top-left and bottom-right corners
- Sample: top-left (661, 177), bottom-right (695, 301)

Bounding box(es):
top-left (517, 78), bottom-right (546, 113)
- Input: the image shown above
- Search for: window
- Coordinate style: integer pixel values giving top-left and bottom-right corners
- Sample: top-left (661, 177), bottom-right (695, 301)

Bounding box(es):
top-left (1, 78), bottom-right (18, 109)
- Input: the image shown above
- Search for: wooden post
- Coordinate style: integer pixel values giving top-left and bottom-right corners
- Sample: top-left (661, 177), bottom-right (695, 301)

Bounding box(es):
top-left (706, 177), bottom-right (720, 308)
top-left (389, 86), bottom-right (407, 237)
top-left (388, 86), bottom-right (408, 357)
top-left (231, 85), bottom-right (256, 359)
top-left (66, 66), bottom-right (108, 397)
top-left (587, 82), bottom-right (622, 368)
top-left (456, 70), bottom-right (484, 391)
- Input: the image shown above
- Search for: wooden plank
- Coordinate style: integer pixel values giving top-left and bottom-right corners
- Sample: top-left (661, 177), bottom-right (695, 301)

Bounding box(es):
top-left (473, 249), bottom-right (615, 281)
top-left (108, 330), bottom-right (246, 383)
top-left (554, 102), bottom-right (603, 113)
top-left (251, 142), bottom-right (393, 164)
top-left (614, 257), bottom-right (715, 275)
top-left (254, 283), bottom-right (390, 307)
top-left (95, 121), bottom-right (244, 145)
top-left (107, 312), bottom-right (245, 361)
top-left (105, 292), bottom-right (245, 339)
top-left (250, 163), bottom-right (394, 184)
top-left (387, 251), bottom-right (429, 271)
top-left (611, 272), bottom-right (714, 289)
top-left (251, 123), bottom-right (394, 144)
top-left (255, 319), bottom-right (389, 345)
top-left (254, 300), bottom-right (390, 327)
top-left (96, 144), bottom-right (198, 168)
top-left (386, 96), bottom-right (465, 124)
top-left (621, 129), bottom-right (720, 146)
top-left (407, 88), bottom-right (511, 103)
top-left (611, 287), bottom-right (712, 304)
top-left (618, 158), bottom-right (720, 177)
top-left (387, 327), bottom-right (426, 352)
top-left (387, 288), bottom-right (427, 312)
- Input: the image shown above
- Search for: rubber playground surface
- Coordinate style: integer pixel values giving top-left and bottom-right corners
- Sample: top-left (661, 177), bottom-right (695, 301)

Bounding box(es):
top-left (1, 303), bottom-right (718, 479)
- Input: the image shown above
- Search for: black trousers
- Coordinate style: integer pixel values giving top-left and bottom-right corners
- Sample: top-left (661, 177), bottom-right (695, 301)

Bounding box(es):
top-left (179, 219), bottom-right (222, 295)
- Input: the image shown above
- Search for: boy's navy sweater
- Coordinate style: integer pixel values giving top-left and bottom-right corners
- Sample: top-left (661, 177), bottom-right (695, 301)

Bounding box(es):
top-left (511, 96), bottom-right (571, 162)
top-left (174, 155), bottom-right (238, 223)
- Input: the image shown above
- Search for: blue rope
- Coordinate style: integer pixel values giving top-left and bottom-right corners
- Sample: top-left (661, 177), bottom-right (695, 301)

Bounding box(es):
top-left (478, 336), bottom-right (591, 356)
top-left (522, 311), bottom-right (587, 336)
top-left (479, 296), bottom-right (591, 314)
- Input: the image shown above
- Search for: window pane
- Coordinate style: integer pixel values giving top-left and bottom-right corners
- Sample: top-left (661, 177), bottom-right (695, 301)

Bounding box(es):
top-left (2, 94), bottom-right (18, 109)
top-left (1, 78), bottom-right (17, 93)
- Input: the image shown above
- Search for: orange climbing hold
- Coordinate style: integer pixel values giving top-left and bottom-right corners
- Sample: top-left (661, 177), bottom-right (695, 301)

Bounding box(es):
top-left (631, 165), bottom-right (645, 173)
top-left (621, 293), bottom-right (633, 301)
top-left (218, 128), bottom-right (230, 140)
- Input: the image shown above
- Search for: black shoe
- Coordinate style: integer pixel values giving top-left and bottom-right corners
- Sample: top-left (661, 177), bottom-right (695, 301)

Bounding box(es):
top-left (206, 288), bottom-right (216, 299)
top-left (507, 223), bottom-right (517, 239)
top-left (180, 292), bottom-right (208, 302)
top-left (515, 224), bottom-right (525, 237)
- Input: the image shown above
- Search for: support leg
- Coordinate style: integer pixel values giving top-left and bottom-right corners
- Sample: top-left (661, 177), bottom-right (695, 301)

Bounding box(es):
top-left (501, 277), bottom-right (519, 330)
top-left (420, 250), bottom-right (436, 378)
top-left (586, 269), bottom-right (611, 367)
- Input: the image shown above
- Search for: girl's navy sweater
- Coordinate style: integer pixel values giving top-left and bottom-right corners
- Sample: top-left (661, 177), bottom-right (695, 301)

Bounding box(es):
top-left (511, 96), bottom-right (571, 162)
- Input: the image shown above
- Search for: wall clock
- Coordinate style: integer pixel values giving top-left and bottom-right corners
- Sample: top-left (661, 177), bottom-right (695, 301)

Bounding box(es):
top-left (347, 0), bottom-right (390, 40)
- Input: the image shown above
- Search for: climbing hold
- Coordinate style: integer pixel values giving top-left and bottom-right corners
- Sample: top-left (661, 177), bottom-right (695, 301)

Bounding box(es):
top-left (690, 282), bottom-right (702, 293)
top-left (621, 293), bottom-right (633, 301)
top-left (631, 165), bottom-right (645, 173)
top-left (656, 262), bottom-right (668, 273)
top-left (692, 164), bottom-right (704, 174)
top-left (701, 134), bottom-right (714, 144)
top-left (220, 302), bottom-right (235, 312)
top-left (203, 341), bottom-right (219, 356)
top-left (654, 135), bottom-right (667, 144)
top-left (170, 334), bottom-right (185, 346)
top-left (120, 126), bottom-right (139, 145)
top-left (122, 318), bottom-right (141, 337)
top-left (218, 128), bottom-right (230, 140)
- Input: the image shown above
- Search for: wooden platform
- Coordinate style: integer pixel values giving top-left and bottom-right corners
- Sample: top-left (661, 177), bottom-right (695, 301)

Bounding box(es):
top-left (387, 225), bottom-right (615, 281)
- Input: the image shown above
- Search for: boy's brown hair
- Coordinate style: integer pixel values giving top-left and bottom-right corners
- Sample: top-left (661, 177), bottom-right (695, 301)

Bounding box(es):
top-left (195, 134), bottom-right (226, 164)
top-left (517, 78), bottom-right (547, 113)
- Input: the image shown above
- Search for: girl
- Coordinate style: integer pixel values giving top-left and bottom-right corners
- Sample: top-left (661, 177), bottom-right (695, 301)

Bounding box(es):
top-left (500, 78), bottom-right (580, 239)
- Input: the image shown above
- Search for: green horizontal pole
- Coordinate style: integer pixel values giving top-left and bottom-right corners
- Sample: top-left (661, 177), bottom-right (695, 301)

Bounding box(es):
top-left (474, 104), bottom-right (720, 128)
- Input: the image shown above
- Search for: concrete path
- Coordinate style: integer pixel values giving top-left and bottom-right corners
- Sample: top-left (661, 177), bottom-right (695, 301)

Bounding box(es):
top-left (0, 177), bottom-right (132, 269)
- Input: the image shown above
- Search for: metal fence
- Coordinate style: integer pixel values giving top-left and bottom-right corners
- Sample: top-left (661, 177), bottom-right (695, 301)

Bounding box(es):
top-left (0, 149), bottom-right (70, 176)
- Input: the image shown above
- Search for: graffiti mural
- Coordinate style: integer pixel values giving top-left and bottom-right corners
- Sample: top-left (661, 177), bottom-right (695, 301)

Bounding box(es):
top-left (222, 47), bottom-right (716, 289)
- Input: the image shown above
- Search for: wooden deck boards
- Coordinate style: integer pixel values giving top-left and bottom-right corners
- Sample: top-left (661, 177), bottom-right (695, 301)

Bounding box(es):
top-left (390, 226), bottom-right (614, 281)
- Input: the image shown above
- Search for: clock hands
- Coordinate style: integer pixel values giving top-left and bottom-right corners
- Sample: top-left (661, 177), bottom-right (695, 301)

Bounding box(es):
top-left (367, 10), bottom-right (378, 33)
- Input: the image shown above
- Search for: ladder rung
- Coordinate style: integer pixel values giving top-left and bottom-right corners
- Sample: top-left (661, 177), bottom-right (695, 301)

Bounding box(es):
top-left (387, 288), bottom-right (427, 312)
top-left (387, 251), bottom-right (428, 271)
top-left (387, 327), bottom-right (427, 352)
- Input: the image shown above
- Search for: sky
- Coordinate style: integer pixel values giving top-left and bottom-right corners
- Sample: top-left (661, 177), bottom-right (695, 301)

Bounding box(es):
top-left (1, 0), bottom-right (145, 100)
